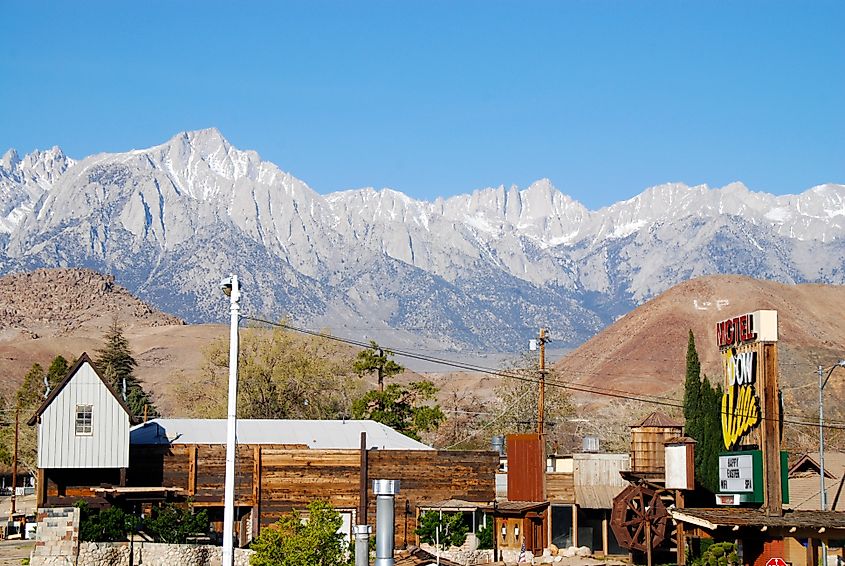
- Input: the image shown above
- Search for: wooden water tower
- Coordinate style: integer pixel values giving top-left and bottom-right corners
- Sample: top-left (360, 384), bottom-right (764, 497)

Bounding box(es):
top-left (630, 411), bottom-right (684, 480)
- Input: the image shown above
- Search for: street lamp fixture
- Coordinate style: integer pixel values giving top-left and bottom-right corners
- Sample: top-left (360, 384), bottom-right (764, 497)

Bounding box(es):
top-left (818, 359), bottom-right (845, 566)
top-left (220, 274), bottom-right (242, 566)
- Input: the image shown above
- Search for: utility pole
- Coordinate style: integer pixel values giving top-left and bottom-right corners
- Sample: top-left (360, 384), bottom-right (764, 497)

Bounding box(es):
top-left (537, 328), bottom-right (548, 436)
top-left (11, 405), bottom-right (19, 515)
top-left (378, 348), bottom-right (384, 393)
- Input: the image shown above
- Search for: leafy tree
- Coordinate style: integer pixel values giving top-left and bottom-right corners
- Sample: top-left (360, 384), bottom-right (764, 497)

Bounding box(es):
top-left (96, 318), bottom-right (158, 418)
top-left (75, 501), bottom-right (139, 542)
top-left (250, 500), bottom-right (352, 566)
top-left (488, 354), bottom-right (573, 448)
top-left (415, 511), bottom-right (468, 549)
top-left (353, 341), bottom-right (403, 393)
top-left (1, 356), bottom-right (72, 474)
top-left (352, 381), bottom-right (444, 441)
top-left (16, 363), bottom-right (47, 410)
top-left (142, 503), bottom-right (209, 544)
top-left (181, 326), bottom-right (363, 419)
top-left (682, 330), bottom-right (722, 493)
top-left (476, 519), bottom-right (494, 550)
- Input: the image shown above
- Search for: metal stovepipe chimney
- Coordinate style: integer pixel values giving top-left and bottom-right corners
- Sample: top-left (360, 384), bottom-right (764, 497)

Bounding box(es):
top-left (373, 479), bottom-right (400, 566)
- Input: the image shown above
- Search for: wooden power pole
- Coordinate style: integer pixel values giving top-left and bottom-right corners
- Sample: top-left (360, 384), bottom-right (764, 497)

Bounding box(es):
top-left (537, 328), bottom-right (547, 435)
top-left (12, 405), bottom-right (19, 514)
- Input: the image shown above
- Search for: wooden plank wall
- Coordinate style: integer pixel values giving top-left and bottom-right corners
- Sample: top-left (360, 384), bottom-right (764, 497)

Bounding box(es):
top-left (630, 427), bottom-right (680, 474)
top-left (129, 444), bottom-right (498, 544)
top-left (545, 472), bottom-right (575, 503)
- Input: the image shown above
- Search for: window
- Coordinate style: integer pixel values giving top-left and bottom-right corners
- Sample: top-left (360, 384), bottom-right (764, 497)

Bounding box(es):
top-left (75, 405), bottom-right (93, 435)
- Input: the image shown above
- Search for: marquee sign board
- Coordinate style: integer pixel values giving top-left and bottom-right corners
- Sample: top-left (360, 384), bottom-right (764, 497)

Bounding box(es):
top-left (719, 453), bottom-right (755, 493)
top-left (716, 450), bottom-right (789, 505)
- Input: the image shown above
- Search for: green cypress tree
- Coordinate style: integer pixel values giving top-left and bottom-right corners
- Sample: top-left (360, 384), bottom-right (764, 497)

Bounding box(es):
top-left (682, 330), bottom-right (722, 493)
top-left (683, 330), bottom-right (703, 441)
top-left (96, 319), bottom-right (158, 418)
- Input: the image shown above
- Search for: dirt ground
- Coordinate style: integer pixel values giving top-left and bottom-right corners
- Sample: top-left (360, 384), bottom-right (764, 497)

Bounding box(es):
top-left (0, 539), bottom-right (34, 565)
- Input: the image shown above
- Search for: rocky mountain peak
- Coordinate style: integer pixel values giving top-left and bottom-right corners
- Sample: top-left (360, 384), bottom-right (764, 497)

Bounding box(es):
top-left (1, 148), bottom-right (21, 171)
top-left (1, 129), bottom-right (845, 351)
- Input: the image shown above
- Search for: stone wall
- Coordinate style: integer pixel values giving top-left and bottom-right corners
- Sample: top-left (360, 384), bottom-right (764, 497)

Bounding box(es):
top-left (30, 506), bottom-right (80, 565)
top-left (77, 541), bottom-right (254, 566)
top-left (32, 539), bottom-right (254, 566)
top-left (29, 506), bottom-right (253, 566)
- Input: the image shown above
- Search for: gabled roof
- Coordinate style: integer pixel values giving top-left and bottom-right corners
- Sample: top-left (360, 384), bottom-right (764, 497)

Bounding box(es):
top-left (130, 418), bottom-right (434, 451)
top-left (632, 411), bottom-right (684, 428)
top-left (789, 452), bottom-right (845, 479)
top-left (27, 352), bottom-right (132, 426)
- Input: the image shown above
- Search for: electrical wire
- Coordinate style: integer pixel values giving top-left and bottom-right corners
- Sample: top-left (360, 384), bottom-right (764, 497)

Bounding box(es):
top-left (241, 315), bottom-right (845, 432)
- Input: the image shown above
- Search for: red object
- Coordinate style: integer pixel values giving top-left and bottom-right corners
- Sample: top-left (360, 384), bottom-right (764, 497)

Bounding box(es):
top-left (765, 558), bottom-right (787, 566)
top-left (507, 434), bottom-right (544, 501)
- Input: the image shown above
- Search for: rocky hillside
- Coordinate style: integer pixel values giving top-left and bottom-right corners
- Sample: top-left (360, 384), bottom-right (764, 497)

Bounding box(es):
top-left (0, 268), bottom-right (184, 334)
top-left (0, 268), bottom-right (190, 405)
top-left (555, 275), bottom-right (845, 405)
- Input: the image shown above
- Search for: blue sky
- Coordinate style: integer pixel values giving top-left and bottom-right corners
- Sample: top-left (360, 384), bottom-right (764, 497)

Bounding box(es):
top-left (1, 1), bottom-right (842, 209)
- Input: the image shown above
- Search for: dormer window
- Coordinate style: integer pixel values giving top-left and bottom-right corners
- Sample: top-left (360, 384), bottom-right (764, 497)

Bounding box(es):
top-left (75, 405), bottom-right (93, 435)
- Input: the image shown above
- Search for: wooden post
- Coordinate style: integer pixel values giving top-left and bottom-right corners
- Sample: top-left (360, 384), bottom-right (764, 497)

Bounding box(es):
top-left (187, 445), bottom-right (197, 496)
top-left (359, 432), bottom-right (368, 525)
top-left (807, 537), bottom-right (818, 566)
top-left (252, 445), bottom-right (261, 539)
top-left (676, 490), bottom-right (686, 566)
top-left (36, 468), bottom-right (46, 508)
top-left (602, 513), bottom-right (609, 556)
top-left (646, 519), bottom-right (653, 566)
top-left (11, 406), bottom-right (18, 514)
top-left (761, 342), bottom-right (783, 516)
top-left (119, 467), bottom-right (127, 487)
top-left (538, 328), bottom-right (546, 435)
top-left (572, 505), bottom-right (578, 547)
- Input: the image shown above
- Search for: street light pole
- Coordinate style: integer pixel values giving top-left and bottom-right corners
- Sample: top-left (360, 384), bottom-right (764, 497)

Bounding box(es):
top-left (818, 360), bottom-right (845, 566)
top-left (221, 274), bottom-right (241, 566)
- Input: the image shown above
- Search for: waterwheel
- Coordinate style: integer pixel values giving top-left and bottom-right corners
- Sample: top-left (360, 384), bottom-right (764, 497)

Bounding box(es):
top-left (610, 483), bottom-right (670, 552)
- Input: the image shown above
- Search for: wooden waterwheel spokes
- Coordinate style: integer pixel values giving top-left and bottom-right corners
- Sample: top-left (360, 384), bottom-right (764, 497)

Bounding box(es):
top-left (610, 483), bottom-right (670, 552)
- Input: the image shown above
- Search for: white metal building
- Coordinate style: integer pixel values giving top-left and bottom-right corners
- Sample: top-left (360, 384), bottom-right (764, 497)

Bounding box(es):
top-left (28, 353), bottom-right (131, 469)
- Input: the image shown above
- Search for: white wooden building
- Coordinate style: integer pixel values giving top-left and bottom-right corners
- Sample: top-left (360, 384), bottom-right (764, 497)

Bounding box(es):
top-left (27, 352), bottom-right (131, 506)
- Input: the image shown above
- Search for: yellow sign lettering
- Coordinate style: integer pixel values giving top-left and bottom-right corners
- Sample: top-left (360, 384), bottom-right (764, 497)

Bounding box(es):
top-left (721, 383), bottom-right (760, 449)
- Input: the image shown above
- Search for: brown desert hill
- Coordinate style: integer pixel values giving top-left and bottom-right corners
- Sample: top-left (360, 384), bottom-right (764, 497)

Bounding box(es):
top-left (0, 268), bottom-right (229, 415)
top-left (554, 275), bottom-right (845, 408)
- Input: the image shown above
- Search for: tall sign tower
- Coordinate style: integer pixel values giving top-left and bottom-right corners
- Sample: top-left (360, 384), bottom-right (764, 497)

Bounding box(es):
top-left (716, 310), bottom-right (785, 515)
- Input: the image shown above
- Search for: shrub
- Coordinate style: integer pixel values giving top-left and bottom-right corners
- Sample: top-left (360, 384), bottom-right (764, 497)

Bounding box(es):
top-left (142, 503), bottom-right (209, 544)
top-left (250, 500), bottom-right (352, 566)
top-left (415, 511), bottom-right (468, 549)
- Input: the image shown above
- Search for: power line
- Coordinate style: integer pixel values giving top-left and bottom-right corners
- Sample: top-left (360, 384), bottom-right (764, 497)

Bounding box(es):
top-left (241, 315), bottom-right (845, 432)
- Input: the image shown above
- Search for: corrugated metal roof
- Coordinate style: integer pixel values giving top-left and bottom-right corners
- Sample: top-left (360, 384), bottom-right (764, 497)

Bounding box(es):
top-left (129, 419), bottom-right (433, 451)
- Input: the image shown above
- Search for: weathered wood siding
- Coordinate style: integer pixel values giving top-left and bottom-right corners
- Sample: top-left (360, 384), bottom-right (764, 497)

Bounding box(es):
top-left (630, 426), bottom-right (681, 474)
top-left (128, 444), bottom-right (498, 542)
top-left (38, 362), bottom-right (129, 469)
top-left (546, 472), bottom-right (575, 503)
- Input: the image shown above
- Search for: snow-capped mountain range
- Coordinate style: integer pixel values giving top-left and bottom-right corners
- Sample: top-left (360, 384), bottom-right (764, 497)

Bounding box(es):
top-left (2, 128), bottom-right (844, 350)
